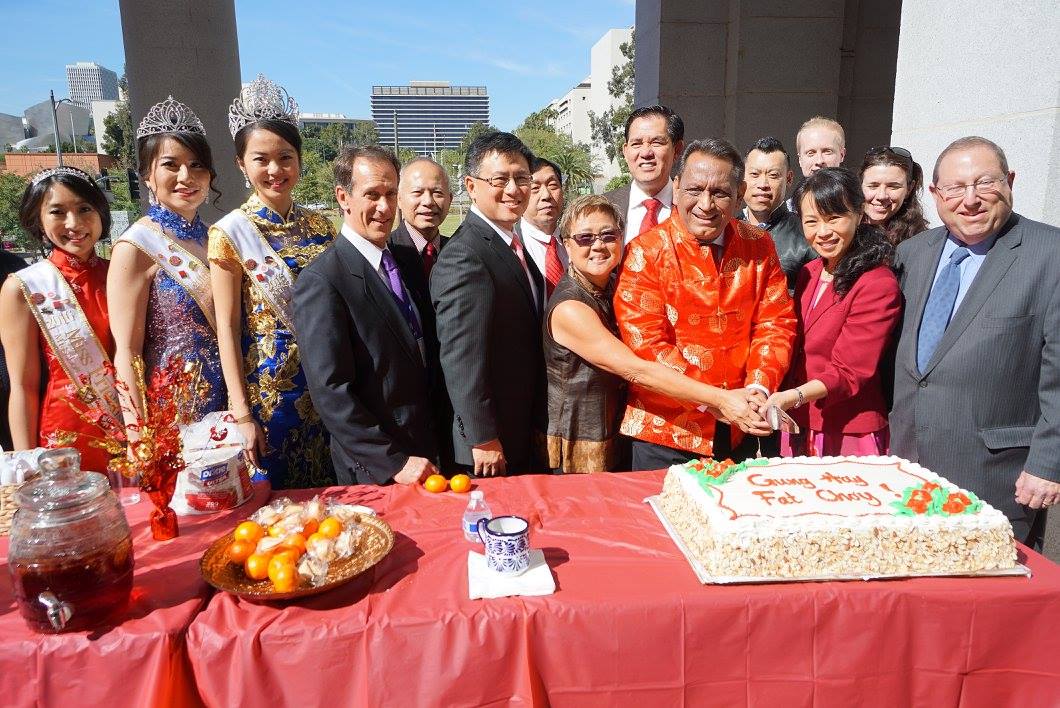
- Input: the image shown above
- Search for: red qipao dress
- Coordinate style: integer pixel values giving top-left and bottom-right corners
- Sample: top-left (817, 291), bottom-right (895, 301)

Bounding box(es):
top-left (30, 249), bottom-right (115, 472)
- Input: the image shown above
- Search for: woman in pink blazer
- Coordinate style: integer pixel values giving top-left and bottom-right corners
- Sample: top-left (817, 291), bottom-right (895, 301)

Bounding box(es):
top-left (764, 167), bottom-right (901, 456)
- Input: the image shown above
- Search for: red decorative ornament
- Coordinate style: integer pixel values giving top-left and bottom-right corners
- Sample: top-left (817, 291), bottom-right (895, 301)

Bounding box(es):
top-left (169, 255), bottom-right (182, 266)
top-left (244, 258), bottom-right (257, 270)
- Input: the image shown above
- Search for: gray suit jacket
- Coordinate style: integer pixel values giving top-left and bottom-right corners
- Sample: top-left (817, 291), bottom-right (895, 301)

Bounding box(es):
top-left (889, 213), bottom-right (1060, 541)
top-left (602, 184), bottom-right (630, 217)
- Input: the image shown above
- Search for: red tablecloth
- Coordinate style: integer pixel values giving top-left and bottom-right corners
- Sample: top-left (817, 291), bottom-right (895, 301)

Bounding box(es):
top-left (0, 484), bottom-right (270, 708)
top-left (184, 473), bottom-right (1060, 708)
top-left (3, 472), bottom-right (1060, 707)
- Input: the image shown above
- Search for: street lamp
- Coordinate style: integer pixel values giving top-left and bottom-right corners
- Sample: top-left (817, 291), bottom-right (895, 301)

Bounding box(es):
top-left (49, 90), bottom-right (81, 166)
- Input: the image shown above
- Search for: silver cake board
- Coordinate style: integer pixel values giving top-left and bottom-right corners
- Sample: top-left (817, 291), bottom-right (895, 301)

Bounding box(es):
top-left (644, 495), bottom-right (1031, 585)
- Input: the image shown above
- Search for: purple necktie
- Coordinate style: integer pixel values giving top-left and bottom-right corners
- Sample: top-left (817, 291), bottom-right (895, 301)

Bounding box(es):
top-left (380, 249), bottom-right (422, 340)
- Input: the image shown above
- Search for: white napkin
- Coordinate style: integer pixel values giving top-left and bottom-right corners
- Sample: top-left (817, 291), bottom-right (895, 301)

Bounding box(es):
top-left (467, 549), bottom-right (556, 599)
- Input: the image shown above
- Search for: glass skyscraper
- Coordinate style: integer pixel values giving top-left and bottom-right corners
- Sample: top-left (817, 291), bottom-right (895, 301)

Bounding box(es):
top-left (371, 82), bottom-right (489, 156)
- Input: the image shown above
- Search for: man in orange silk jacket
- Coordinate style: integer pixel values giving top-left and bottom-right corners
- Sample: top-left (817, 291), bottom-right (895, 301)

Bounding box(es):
top-left (615, 138), bottom-right (797, 470)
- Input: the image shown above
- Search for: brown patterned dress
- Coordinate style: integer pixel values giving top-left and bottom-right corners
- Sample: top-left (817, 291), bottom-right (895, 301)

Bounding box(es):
top-left (543, 268), bottom-right (628, 472)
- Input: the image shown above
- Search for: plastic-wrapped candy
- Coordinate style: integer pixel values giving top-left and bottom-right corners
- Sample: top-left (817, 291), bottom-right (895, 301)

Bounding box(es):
top-left (333, 525), bottom-right (363, 557)
top-left (297, 554), bottom-right (328, 586)
top-left (306, 534), bottom-right (337, 562)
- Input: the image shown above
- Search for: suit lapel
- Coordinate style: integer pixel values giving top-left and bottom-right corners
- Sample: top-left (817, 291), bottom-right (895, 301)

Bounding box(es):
top-left (906, 229), bottom-right (948, 375)
top-left (922, 217), bottom-right (1022, 375)
top-left (802, 264), bottom-right (840, 332)
top-left (337, 236), bottom-right (421, 367)
top-left (468, 211), bottom-right (540, 316)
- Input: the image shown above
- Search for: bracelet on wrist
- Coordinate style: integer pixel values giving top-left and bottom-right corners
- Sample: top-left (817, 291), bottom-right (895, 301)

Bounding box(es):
top-left (232, 412), bottom-right (254, 424)
top-left (793, 388), bottom-right (806, 408)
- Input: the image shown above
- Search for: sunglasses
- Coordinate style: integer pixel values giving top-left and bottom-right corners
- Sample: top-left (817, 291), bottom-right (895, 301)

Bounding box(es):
top-left (567, 231), bottom-right (621, 247)
top-left (866, 145), bottom-right (914, 169)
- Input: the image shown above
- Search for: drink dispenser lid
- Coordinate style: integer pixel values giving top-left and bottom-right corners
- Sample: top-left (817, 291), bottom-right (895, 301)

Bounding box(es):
top-left (15, 448), bottom-right (110, 515)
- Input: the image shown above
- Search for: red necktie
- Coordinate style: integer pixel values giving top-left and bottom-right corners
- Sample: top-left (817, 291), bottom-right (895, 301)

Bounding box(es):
top-left (422, 241), bottom-right (437, 278)
top-left (545, 237), bottom-right (563, 300)
top-left (640, 197), bottom-right (662, 234)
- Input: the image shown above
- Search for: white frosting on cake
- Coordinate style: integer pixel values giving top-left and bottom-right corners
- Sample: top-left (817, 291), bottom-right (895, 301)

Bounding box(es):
top-left (672, 455), bottom-right (1009, 535)
top-left (658, 455), bottom-right (1017, 578)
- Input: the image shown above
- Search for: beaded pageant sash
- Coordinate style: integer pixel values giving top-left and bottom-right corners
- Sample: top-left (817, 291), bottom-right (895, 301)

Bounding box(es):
top-left (13, 260), bottom-right (123, 431)
top-left (213, 210), bottom-right (297, 334)
top-left (117, 219), bottom-right (217, 331)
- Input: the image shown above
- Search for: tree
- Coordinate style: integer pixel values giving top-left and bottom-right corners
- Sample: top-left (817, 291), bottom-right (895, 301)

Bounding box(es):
top-left (292, 150), bottom-right (336, 208)
top-left (397, 147), bottom-right (418, 165)
top-left (102, 99), bottom-right (136, 169)
top-left (458, 122), bottom-right (499, 156)
top-left (520, 106), bottom-right (558, 132)
top-left (0, 172), bottom-right (31, 250)
top-left (588, 31), bottom-right (635, 177)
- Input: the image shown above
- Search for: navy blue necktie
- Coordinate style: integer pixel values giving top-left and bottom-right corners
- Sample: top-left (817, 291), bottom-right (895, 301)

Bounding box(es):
top-left (917, 246), bottom-right (970, 372)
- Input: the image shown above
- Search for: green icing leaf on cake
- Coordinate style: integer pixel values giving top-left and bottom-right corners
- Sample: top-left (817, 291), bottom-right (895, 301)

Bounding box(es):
top-left (683, 458), bottom-right (745, 497)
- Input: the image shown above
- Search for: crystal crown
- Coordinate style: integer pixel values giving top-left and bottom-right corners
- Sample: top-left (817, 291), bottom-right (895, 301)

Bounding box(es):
top-left (136, 96), bottom-right (206, 140)
top-left (227, 74), bottom-right (300, 138)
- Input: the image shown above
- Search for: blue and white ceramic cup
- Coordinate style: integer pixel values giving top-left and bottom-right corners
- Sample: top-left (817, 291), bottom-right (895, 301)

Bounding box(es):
top-left (477, 515), bottom-right (531, 575)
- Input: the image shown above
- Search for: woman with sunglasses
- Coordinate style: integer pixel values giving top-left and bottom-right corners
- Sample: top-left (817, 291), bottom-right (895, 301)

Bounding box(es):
top-left (543, 195), bottom-right (767, 473)
top-left (763, 168), bottom-right (901, 456)
top-left (859, 145), bottom-right (928, 246)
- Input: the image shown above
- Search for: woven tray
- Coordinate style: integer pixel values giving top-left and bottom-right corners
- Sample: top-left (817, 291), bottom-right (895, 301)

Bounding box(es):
top-left (200, 513), bottom-right (395, 600)
top-left (0, 484), bottom-right (20, 536)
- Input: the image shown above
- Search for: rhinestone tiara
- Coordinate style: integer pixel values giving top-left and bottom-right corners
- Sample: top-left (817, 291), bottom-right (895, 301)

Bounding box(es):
top-left (136, 96), bottom-right (206, 140)
top-left (31, 166), bottom-right (95, 187)
top-left (227, 74), bottom-right (300, 138)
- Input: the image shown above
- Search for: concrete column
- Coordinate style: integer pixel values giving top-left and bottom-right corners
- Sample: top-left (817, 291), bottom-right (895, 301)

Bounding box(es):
top-left (118, 0), bottom-right (243, 221)
top-left (891, 0), bottom-right (1059, 227)
top-left (634, 0), bottom-right (898, 162)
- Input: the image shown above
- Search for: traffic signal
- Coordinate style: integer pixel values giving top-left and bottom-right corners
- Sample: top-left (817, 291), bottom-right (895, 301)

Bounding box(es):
top-left (127, 168), bottom-right (140, 200)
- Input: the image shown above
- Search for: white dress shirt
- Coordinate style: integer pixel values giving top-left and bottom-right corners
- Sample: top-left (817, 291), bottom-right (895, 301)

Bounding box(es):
top-left (471, 205), bottom-right (540, 307)
top-left (342, 223), bottom-right (425, 358)
top-left (403, 220), bottom-right (441, 256)
top-left (518, 217), bottom-right (568, 280)
top-left (625, 180), bottom-right (674, 244)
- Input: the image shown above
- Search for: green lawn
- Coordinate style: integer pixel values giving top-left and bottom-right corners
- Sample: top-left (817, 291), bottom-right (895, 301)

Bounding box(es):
top-left (328, 211), bottom-right (464, 237)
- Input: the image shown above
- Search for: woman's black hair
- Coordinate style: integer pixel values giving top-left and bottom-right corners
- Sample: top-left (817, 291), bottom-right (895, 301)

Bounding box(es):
top-left (859, 148), bottom-right (928, 246)
top-left (137, 130), bottom-right (222, 205)
top-left (792, 166), bottom-right (893, 297)
top-left (19, 168), bottom-right (111, 245)
top-left (233, 119), bottom-right (303, 160)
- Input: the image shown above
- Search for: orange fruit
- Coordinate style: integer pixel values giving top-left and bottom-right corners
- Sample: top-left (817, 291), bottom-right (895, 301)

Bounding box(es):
top-left (306, 531), bottom-right (328, 547)
top-left (278, 532), bottom-right (307, 556)
top-left (268, 554), bottom-right (296, 583)
top-left (424, 474), bottom-right (448, 493)
top-left (318, 516), bottom-right (343, 539)
top-left (233, 521), bottom-right (265, 544)
top-left (271, 563), bottom-right (298, 593)
top-left (267, 524), bottom-right (285, 538)
top-left (273, 548), bottom-right (301, 565)
top-left (227, 539), bottom-right (255, 565)
top-left (244, 552), bottom-right (272, 581)
top-left (449, 474), bottom-right (472, 493)
top-left (302, 519), bottom-right (319, 536)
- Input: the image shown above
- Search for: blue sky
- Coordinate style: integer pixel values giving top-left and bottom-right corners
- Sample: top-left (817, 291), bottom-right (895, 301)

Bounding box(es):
top-left (1, 0), bottom-right (634, 129)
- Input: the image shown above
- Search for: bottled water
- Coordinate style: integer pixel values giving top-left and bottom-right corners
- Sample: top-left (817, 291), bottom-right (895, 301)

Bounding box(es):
top-left (462, 490), bottom-right (492, 543)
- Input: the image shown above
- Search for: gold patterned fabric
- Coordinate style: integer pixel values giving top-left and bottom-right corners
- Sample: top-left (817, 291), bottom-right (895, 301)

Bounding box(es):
top-left (207, 195), bottom-right (336, 488)
top-left (614, 214), bottom-right (796, 457)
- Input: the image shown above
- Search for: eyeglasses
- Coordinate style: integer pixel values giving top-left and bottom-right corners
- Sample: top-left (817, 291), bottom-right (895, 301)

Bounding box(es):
top-left (933, 177), bottom-right (1007, 200)
top-left (866, 145), bottom-right (914, 169)
top-left (470, 173), bottom-right (532, 189)
top-left (567, 230), bottom-right (621, 247)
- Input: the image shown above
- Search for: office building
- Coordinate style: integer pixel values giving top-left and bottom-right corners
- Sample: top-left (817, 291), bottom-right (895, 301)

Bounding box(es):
top-left (548, 78), bottom-right (592, 146)
top-left (371, 81), bottom-right (489, 156)
top-left (66, 62), bottom-right (119, 108)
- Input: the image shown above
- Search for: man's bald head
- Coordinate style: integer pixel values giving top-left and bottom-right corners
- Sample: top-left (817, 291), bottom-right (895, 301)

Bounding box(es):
top-left (398, 157), bottom-right (453, 237)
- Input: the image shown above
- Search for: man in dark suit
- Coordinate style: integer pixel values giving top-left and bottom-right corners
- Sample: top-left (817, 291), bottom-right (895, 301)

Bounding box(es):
top-left (602, 104), bottom-right (684, 244)
top-left (388, 156), bottom-right (454, 472)
top-left (736, 137), bottom-right (816, 292)
top-left (890, 136), bottom-right (1060, 547)
top-left (294, 146), bottom-right (440, 485)
top-left (430, 131), bottom-right (545, 476)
